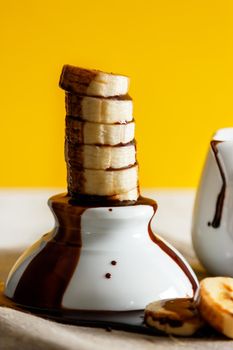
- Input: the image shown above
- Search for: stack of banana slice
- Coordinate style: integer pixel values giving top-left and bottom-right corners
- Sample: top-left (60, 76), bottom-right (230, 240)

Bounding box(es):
top-left (59, 65), bottom-right (139, 201)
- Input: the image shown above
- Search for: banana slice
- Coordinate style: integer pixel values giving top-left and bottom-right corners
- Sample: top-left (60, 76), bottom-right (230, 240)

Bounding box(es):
top-left (65, 142), bottom-right (136, 170)
top-left (199, 277), bottom-right (233, 339)
top-left (66, 93), bottom-right (133, 124)
top-left (66, 117), bottom-right (135, 145)
top-left (67, 164), bottom-right (138, 197)
top-left (145, 298), bottom-right (204, 336)
top-left (59, 65), bottom-right (129, 97)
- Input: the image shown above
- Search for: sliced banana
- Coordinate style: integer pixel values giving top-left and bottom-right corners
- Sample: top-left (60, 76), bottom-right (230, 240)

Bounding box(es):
top-left (199, 277), bottom-right (233, 339)
top-left (60, 65), bottom-right (139, 201)
top-left (67, 164), bottom-right (138, 197)
top-left (66, 117), bottom-right (135, 145)
top-left (145, 298), bottom-right (204, 336)
top-left (60, 65), bottom-right (129, 97)
top-left (66, 93), bottom-right (133, 124)
top-left (65, 142), bottom-right (136, 170)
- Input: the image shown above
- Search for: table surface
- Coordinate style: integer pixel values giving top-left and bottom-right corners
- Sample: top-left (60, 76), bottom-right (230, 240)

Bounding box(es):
top-left (0, 189), bottom-right (232, 349)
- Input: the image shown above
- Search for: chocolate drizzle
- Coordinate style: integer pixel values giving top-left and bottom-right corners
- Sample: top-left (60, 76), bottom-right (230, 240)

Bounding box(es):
top-left (13, 194), bottom-right (86, 308)
top-left (145, 198), bottom-right (199, 299)
top-left (209, 140), bottom-right (226, 228)
top-left (68, 193), bottom-right (139, 207)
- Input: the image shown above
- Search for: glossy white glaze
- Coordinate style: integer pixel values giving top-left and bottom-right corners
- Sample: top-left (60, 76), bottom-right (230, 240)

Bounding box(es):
top-left (5, 204), bottom-right (198, 311)
top-left (192, 128), bottom-right (233, 276)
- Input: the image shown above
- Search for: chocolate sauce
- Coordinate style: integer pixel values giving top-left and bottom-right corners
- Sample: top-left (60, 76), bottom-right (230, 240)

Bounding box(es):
top-left (68, 193), bottom-right (139, 207)
top-left (111, 260), bottom-right (117, 265)
top-left (1, 288), bottom-right (159, 335)
top-left (105, 273), bottom-right (112, 279)
top-left (144, 197), bottom-right (199, 299)
top-left (108, 209), bottom-right (113, 212)
top-left (209, 140), bottom-right (226, 228)
top-left (13, 194), bottom-right (86, 308)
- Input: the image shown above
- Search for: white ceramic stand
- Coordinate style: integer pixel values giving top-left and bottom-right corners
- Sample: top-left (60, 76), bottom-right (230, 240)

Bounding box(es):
top-left (5, 194), bottom-right (198, 311)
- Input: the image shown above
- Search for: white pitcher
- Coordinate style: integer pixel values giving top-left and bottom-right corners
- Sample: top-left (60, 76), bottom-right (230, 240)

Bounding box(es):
top-left (192, 128), bottom-right (233, 276)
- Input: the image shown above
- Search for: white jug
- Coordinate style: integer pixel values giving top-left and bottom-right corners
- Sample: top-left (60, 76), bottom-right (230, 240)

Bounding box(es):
top-left (192, 128), bottom-right (233, 276)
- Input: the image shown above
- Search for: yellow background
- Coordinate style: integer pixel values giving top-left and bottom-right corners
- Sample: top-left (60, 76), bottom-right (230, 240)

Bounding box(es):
top-left (1, 0), bottom-right (233, 188)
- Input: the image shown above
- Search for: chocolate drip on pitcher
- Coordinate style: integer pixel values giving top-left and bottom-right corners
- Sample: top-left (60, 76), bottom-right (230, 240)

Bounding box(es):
top-left (209, 140), bottom-right (226, 228)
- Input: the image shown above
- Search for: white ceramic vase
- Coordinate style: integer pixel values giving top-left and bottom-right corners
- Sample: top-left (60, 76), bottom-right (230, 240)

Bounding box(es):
top-left (192, 128), bottom-right (233, 276)
top-left (5, 194), bottom-right (198, 311)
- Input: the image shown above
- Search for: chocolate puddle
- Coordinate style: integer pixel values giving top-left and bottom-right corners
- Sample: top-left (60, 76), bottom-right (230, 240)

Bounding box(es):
top-left (0, 288), bottom-right (214, 337)
top-left (209, 140), bottom-right (226, 228)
